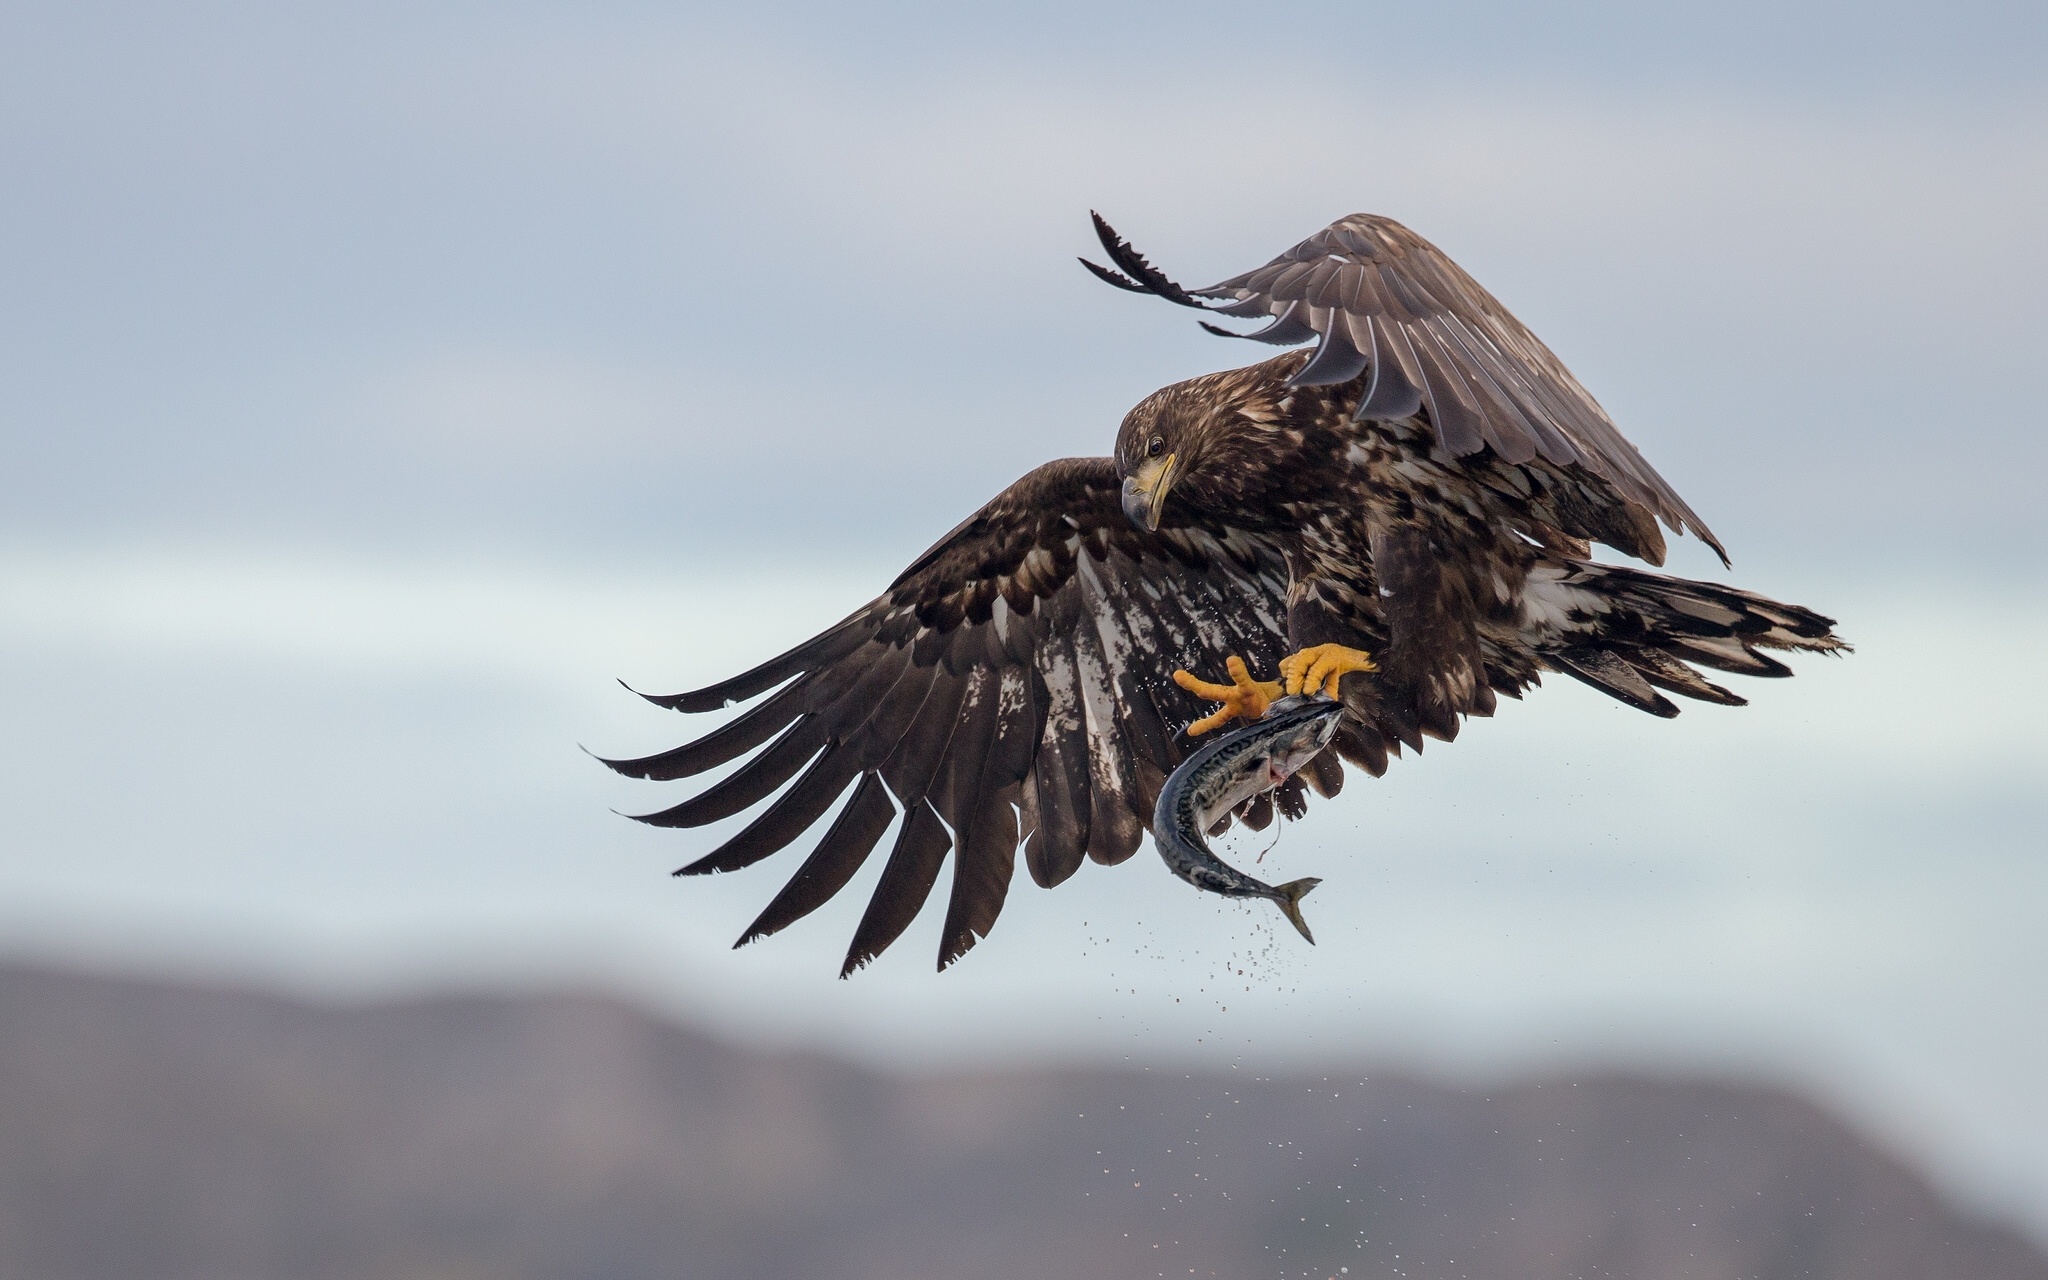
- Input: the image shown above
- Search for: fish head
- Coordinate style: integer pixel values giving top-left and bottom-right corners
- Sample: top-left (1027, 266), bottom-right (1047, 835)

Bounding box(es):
top-left (1257, 696), bottom-right (1346, 782)
top-left (1184, 695), bottom-right (1349, 830)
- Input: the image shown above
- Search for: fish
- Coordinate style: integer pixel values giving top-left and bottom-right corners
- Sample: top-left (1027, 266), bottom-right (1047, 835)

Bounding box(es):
top-left (1151, 694), bottom-right (1346, 943)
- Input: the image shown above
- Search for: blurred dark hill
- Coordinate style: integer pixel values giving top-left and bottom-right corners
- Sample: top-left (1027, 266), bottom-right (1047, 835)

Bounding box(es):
top-left (1, 965), bottom-right (2040, 1280)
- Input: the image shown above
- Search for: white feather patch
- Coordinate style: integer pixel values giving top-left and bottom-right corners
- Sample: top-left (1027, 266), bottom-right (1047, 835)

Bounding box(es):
top-left (1521, 568), bottom-right (1608, 634)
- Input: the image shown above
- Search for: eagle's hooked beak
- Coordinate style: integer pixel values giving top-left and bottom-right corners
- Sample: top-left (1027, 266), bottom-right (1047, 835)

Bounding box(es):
top-left (1121, 453), bottom-right (1177, 533)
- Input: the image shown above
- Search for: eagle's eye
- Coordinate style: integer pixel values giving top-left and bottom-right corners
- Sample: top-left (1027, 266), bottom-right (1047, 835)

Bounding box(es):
top-left (1146, 435), bottom-right (1166, 459)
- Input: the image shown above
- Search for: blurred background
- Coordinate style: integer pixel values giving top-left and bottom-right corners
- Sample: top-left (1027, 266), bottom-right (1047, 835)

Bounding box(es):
top-left (1, 2), bottom-right (2044, 1276)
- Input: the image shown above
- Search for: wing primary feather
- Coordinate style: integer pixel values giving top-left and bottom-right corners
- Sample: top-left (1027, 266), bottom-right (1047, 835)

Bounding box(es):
top-left (1370, 320), bottom-right (1431, 419)
top-left (879, 669), bottom-right (972, 808)
top-left (1209, 296), bottom-right (1274, 318)
top-left (930, 665), bottom-right (1001, 826)
top-left (841, 799), bottom-right (952, 977)
top-left (1353, 317), bottom-right (1425, 421)
top-left (597, 678), bottom-right (808, 780)
top-left (733, 772), bottom-right (898, 947)
top-left (937, 784), bottom-right (1021, 970)
top-left (627, 716), bottom-right (826, 828)
top-left (1091, 211), bottom-right (1209, 308)
top-left (1435, 316), bottom-right (1577, 464)
top-left (673, 744), bottom-right (863, 875)
top-left (809, 639), bottom-right (914, 736)
top-left (1203, 300), bottom-right (1319, 346)
top-left (1289, 319), bottom-right (1370, 387)
top-left (1263, 260), bottom-right (1321, 302)
top-left (1078, 257), bottom-right (1150, 293)
top-left (1372, 262), bottom-right (1429, 322)
top-left (1408, 324), bottom-right (1489, 456)
top-left (1306, 263), bottom-right (1354, 310)
top-left (646, 613), bottom-right (870, 713)
top-left (849, 659), bottom-right (940, 770)
top-left (1424, 317), bottom-right (1542, 464)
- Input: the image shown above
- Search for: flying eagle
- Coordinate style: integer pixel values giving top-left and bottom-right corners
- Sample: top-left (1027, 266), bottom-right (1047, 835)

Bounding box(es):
top-left (602, 213), bottom-right (1844, 975)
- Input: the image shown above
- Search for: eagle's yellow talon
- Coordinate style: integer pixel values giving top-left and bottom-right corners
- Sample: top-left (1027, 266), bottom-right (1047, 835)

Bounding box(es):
top-left (1279, 644), bottom-right (1376, 698)
top-left (1174, 655), bottom-right (1282, 735)
top-left (1178, 648), bottom-right (1371, 734)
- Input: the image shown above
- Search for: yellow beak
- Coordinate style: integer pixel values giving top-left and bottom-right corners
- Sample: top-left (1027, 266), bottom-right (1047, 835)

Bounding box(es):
top-left (1120, 453), bottom-right (1177, 532)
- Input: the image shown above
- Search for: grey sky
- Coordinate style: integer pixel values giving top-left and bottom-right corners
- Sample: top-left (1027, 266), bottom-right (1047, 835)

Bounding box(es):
top-left (3, 1), bottom-right (2044, 569)
top-left (2, 0), bottom-right (2045, 1247)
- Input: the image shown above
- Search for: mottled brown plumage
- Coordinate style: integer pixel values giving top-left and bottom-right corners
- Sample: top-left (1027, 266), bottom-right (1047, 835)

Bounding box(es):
top-left (604, 213), bottom-right (1845, 975)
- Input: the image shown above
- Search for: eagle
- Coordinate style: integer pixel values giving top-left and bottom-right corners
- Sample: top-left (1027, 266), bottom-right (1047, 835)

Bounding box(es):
top-left (601, 213), bottom-right (1844, 975)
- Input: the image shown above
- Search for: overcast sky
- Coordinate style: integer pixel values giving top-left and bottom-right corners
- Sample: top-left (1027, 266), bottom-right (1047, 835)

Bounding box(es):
top-left (2, 0), bottom-right (2045, 1245)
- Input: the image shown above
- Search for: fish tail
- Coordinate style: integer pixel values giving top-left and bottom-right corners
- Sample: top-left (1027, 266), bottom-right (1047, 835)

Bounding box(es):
top-left (1271, 877), bottom-right (1322, 944)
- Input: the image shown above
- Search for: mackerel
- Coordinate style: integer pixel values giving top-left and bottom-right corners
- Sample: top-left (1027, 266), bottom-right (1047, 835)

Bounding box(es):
top-left (1151, 694), bottom-right (1345, 943)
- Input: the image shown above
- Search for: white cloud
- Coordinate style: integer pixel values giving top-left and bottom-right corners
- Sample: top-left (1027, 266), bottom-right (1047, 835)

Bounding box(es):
top-left (0, 540), bottom-right (870, 687)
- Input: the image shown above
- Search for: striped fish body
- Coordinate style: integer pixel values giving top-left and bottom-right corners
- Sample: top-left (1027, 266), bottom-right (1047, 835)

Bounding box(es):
top-left (1151, 695), bottom-right (1345, 942)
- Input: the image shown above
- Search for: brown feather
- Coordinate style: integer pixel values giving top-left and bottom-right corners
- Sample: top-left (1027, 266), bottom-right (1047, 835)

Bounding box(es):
top-left (734, 773), bottom-right (897, 946)
top-left (841, 800), bottom-right (951, 977)
top-left (611, 213), bottom-right (1852, 973)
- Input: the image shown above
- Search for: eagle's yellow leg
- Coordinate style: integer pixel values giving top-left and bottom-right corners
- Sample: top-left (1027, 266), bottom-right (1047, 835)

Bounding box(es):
top-left (1176, 646), bottom-right (1377, 735)
top-left (1173, 656), bottom-right (1283, 735)
top-left (1278, 644), bottom-right (1377, 699)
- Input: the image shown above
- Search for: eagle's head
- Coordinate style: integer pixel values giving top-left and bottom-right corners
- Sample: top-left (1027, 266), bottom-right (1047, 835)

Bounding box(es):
top-left (1114, 353), bottom-right (1311, 533)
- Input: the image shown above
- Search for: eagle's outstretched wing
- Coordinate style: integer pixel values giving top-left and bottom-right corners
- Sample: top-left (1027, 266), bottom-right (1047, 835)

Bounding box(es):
top-left (1083, 212), bottom-right (1727, 565)
top-left (604, 457), bottom-right (1348, 974)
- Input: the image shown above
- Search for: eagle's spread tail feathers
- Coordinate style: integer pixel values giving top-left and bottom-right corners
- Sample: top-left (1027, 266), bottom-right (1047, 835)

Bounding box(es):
top-left (1529, 562), bottom-right (1847, 717)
